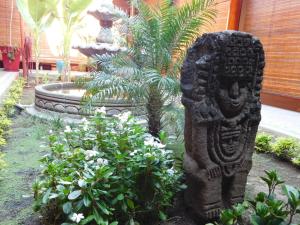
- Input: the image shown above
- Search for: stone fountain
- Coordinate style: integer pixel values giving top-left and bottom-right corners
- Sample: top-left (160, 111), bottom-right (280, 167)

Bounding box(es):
top-left (32, 2), bottom-right (143, 117)
top-left (73, 0), bottom-right (125, 57)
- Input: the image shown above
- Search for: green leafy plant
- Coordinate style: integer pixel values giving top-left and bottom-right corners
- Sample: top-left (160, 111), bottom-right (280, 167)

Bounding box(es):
top-left (255, 133), bottom-right (273, 153)
top-left (0, 78), bottom-right (24, 148)
top-left (16, 0), bottom-right (58, 77)
top-left (210, 170), bottom-right (300, 225)
top-left (272, 137), bottom-right (300, 161)
top-left (59, 0), bottom-right (93, 81)
top-left (86, 0), bottom-right (216, 137)
top-left (34, 110), bottom-right (183, 225)
top-left (291, 156), bottom-right (300, 166)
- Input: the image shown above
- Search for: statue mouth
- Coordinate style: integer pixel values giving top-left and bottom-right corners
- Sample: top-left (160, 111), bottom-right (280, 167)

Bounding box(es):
top-left (231, 100), bottom-right (241, 107)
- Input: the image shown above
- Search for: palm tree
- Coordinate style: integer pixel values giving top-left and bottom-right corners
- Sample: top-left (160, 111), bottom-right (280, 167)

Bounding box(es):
top-left (86, 0), bottom-right (216, 137)
top-left (17, 0), bottom-right (58, 78)
top-left (59, 0), bottom-right (93, 81)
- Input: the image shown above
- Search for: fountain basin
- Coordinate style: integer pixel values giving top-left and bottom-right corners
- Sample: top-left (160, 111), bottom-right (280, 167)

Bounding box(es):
top-left (35, 82), bottom-right (143, 115)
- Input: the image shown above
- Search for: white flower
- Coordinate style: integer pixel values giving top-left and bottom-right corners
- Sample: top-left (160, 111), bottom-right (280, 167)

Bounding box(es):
top-left (95, 106), bottom-right (106, 115)
top-left (144, 136), bottom-right (166, 149)
top-left (96, 158), bottom-right (108, 166)
top-left (115, 111), bottom-right (131, 123)
top-left (85, 150), bottom-right (98, 160)
top-left (167, 168), bottom-right (175, 176)
top-left (49, 130), bottom-right (53, 134)
top-left (64, 125), bottom-right (72, 133)
top-left (87, 160), bottom-right (94, 165)
top-left (81, 117), bottom-right (88, 123)
top-left (81, 118), bottom-right (90, 131)
top-left (130, 150), bottom-right (138, 156)
top-left (70, 213), bottom-right (84, 223)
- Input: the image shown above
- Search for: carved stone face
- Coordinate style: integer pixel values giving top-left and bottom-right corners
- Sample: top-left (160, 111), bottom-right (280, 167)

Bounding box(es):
top-left (216, 77), bottom-right (249, 118)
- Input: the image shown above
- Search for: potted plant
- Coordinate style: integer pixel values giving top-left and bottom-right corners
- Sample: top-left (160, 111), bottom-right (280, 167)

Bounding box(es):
top-left (0, 46), bottom-right (21, 71)
top-left (0, 0), bottom-right (21, 71)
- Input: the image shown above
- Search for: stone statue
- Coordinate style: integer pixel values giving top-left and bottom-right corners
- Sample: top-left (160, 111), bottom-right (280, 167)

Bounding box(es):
top-left (180, 31), bottom-right (265, 221)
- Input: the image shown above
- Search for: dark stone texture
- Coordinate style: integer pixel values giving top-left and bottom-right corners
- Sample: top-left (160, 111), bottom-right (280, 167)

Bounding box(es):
top-left (180, 31), bottom-right (265, 222)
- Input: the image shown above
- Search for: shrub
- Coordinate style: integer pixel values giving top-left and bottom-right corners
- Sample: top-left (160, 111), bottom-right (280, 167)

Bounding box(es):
top-left (272, 137), bottom-right (300, 160)
top-left (255, 133), bottom-right (273, 153)
top-left (34, 110), bottom-right (183, 225)
top-left (0, 78), bottom-right (24, 148)
top-left (3, 77), bottom-right (25, 116)
top-left (0, 78), bottom-right (24, 176)
top-left (210, 170), bottom-right (300, 225)
top-left (291, 156), bottom-right (300, 166)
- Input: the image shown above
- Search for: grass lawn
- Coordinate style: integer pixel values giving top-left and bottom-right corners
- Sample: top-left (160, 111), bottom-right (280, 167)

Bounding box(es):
top-left (0, 114), bottom-right (50, 225)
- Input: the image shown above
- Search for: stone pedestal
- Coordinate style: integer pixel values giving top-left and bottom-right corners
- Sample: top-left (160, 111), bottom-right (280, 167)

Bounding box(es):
top-left (180, 31), bottom-right (265, 222)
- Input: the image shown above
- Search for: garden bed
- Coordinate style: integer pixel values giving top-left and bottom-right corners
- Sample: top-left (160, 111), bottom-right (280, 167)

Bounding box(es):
top-left (0, 113), bottom-right (300, 224)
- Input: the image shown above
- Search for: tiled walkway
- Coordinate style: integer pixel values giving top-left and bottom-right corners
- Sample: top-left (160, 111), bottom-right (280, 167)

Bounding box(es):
top-left (0, 70), bottom-right (18, 102)
top-left (260, 105), bottom-right (300, 139)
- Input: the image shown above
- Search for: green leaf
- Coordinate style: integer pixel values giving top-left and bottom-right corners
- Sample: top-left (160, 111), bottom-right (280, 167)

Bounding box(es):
top-left (93, 207), bottom-right (103, 224)
top-left (78, 179), bottom-right (87, 188)
top-left (81, 215), bottom-right (95, 225)
top-left (68, 190), bottom-right (82, 200)
top-left (42, 188), bottom-right (51, 204)
top-left (159, 210), bottom-right (167, 221)
top-left (110, 222), bottom-right (118, 225)
top-left (117, 194), bottom-right (124, 201)
top-left (129, 218), bottom-right (135, 225)
top-left (97, 202), bottom-right (110, 215)
top-left (83, 195), bottom-right (91, 207)
top-left (126, 199), bottom-right (135, 209)
top-left (63, 202), bottom-right (72, 214)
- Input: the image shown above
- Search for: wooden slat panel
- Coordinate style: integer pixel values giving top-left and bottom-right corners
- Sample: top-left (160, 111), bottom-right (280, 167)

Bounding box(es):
top-left (240, 0), bottom-right (300, 104)
top-left (0, 0), bottom-right (21, 48)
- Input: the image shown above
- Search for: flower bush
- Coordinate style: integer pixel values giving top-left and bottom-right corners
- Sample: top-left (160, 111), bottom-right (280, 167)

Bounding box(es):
top-left (34, 110), bottom-right (183, 225)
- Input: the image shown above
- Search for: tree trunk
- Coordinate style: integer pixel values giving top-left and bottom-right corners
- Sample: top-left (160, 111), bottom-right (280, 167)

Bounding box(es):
top-left (34, 34), bottom-right (40, 84)
top-left (147, 87), bottom-right (163, 137)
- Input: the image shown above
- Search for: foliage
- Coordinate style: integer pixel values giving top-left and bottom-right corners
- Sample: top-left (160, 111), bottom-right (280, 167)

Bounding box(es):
top-left (0, 46), bottom-right (20, 61)
top-left (209, 170), bottom-right (300, 225)
top-left (58, 0), bottom-right (93, 81)
top-left (34, 110), bottom-right (183, 225)
top-left (0, 78), bottom-right (24, 183)
top-left (0, 78), bottom-right (24, 148)
top-left (16, 0), bottom-right (58, 76)
top-left (254, 133), bottom-right (300, 167)
top-left (272, 137), bottom-right (300, 161)
top-left (291, 156), bottom-right (300, 166)
top-left (3, 78), bottom-right (25, 116)
top-left (86, 0), bottom-right (216, 136)
top-left (255, 133), bottom-right (273, 153)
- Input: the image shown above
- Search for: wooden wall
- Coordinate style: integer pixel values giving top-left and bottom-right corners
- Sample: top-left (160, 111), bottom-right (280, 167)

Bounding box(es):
top-left (239, 0), bottom-right (300, 111)
top-left (1, 0), bottom-right (299, 111)
top-left (0, 0), bottom-right (87, 65)
top-left (0, 0), bottom-right (229, 66)
top-left (0, 0), bottom-right (22, 48)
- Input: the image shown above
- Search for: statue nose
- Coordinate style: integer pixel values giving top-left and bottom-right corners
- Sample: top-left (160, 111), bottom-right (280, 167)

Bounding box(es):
top-left (230, 81), bottom-right (239, 98)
